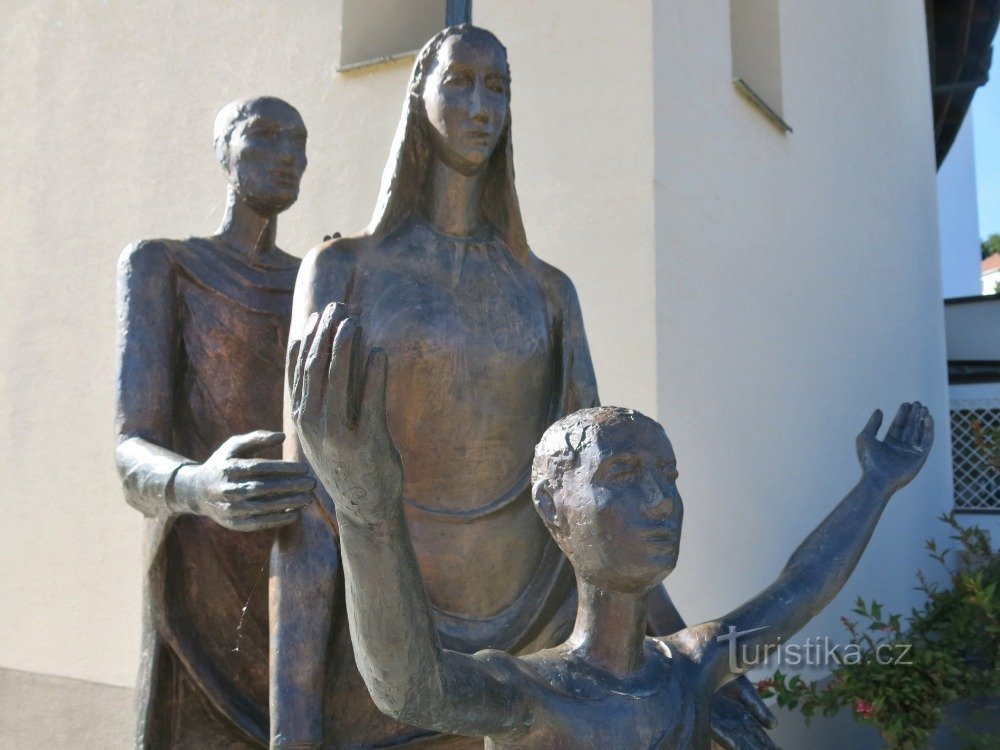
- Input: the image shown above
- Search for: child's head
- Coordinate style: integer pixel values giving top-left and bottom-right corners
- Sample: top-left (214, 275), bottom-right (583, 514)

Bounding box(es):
top-left (531, 407), bottom-right (683, 592)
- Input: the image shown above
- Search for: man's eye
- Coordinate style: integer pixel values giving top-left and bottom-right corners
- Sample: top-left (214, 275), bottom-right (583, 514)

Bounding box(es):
top-left (657, 462), bottom-right (679, 481)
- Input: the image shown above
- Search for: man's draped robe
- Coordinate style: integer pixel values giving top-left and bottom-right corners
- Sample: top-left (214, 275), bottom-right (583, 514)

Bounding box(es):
top-left (116, 238), bottom-right (298, 748)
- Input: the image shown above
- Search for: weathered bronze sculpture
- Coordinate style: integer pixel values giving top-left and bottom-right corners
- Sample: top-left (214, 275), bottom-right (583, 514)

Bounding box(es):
top-left (115, 97), bottom-right (313, 748)
top-left (270, 25), bottom-right (773, 748)
top-left (288, 313), bottom-right (933, 749)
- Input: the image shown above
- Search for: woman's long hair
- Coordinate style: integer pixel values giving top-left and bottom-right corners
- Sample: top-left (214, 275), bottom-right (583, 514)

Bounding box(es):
top-left (366, 24), bottom-right (530, 263)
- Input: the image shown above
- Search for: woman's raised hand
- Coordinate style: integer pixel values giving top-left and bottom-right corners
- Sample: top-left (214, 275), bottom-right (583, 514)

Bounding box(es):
top-left (288, 303), bottom-right (403, 526)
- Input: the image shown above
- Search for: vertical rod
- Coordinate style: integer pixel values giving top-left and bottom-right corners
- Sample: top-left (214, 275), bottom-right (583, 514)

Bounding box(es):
top-left (446, 0), bottom-right (472, 26)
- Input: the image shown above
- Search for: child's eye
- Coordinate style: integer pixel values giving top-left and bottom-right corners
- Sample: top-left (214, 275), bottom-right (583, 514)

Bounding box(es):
top-left (606, 460), bottom-right (639, 483)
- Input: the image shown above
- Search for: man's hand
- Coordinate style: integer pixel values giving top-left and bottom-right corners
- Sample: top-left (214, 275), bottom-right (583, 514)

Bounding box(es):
top-left (710, 685), bottom-right (780, 750)
top-left (173, 430), bottom-right (314, 530)
top-left (288, 303), bottom-right (403, 526)
top-left (856, 402), bottom-right (933, 494)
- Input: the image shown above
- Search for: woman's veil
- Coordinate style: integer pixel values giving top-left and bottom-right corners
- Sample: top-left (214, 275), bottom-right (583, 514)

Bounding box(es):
top-left (366, 25), bottom-right (530, 263)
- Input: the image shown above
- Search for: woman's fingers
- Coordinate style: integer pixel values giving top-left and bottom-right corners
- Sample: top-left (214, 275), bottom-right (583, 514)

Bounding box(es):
top-left (302, 304), bottom-right (346, 421)
top-left (327, 317), bottom-right (360, 426)
top-left (292, 312), bottom-right (321, 416)
top-left (359, 348), bottom-right (389, 433)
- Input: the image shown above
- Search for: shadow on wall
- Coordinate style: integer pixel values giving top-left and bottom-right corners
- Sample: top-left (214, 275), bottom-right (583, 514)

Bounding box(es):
top-left (0, 668), bottom-right (132, 750)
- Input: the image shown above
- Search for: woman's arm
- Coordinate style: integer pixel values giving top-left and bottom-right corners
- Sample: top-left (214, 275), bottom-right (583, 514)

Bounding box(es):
top-left (694, 404), bottom-right (933, 691)
top-left (288, 305), bottom-right (531, 737)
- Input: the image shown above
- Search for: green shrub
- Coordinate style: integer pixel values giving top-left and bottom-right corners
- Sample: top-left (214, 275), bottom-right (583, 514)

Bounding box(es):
top-left (757, 515), bottom-right (999, 749)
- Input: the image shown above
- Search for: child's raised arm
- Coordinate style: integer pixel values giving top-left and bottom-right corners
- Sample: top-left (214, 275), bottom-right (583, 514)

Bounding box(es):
top-left (287, 303), bottom-right (532, 738)
top-left (683, 404), bottom-right (933, 692)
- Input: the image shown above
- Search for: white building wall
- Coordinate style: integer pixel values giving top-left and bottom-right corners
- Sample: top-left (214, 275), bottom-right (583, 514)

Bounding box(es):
top-left (0, 0), bottom-right (656, 691)
top-left (938, 117), bottom-right (984, 298)
top-left (652, 0), bottom-right (952, 694)
top-left (2, 0), bottom-right (962, 745)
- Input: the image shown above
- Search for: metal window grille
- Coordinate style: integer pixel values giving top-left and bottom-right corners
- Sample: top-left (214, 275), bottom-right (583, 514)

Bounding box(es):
top-left (950, 397), bottom-right (1000, 512)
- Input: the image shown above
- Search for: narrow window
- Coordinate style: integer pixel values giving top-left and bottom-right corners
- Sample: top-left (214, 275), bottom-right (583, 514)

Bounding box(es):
top-left (730, 0), bottom-right (791, 133)
top-left (339, 0), bottom-right (449, 71)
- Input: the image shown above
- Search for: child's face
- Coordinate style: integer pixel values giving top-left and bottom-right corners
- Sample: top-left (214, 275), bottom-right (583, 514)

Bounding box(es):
top-left (554, 419), bottom-right (683, 592)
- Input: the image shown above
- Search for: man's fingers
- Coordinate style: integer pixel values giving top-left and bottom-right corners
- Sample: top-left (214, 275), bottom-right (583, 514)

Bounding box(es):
top-left (740, 690), bottom-right (777, 730)
top-left (221, 430), bottom-right (285, 459)
top-left (224, 476), bottom-right (316, 501)
top-left (710, 707), bottom-right (778, 750)
top-left (227, 492), bottom-right (314, 517)
top-left (227, 509), bottom-right (303, 531)
top-left (862, 409), bottom-right (883, 439)
top-left (886, 402), bottom-right (911, 442)
top-left (359, 348), bottom-right (389, 430)
top-left (327, 317), bottom-right (360, 426)
top-left (226, 459), bottom-right (311, 479)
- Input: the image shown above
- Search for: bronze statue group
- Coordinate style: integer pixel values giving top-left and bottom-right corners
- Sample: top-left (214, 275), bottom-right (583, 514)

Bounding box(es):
top-left (115, 25), bottom-right (933, 750)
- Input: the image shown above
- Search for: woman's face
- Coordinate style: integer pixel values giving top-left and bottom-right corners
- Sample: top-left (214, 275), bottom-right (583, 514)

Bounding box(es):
top-left (421, 34), bottom-right (509, 175)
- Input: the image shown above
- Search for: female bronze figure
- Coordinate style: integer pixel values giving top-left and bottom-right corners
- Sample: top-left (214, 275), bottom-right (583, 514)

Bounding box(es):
top-left (270, 27), bottom-right (770, 749)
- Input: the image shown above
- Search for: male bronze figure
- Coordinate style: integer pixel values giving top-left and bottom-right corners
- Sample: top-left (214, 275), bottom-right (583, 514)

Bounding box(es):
top-left (270, 25), bottom-right (772, 748)
top-left (115, 97), bottom-right (313, 748)
top-left (289, 311), bottom-right (933, 749)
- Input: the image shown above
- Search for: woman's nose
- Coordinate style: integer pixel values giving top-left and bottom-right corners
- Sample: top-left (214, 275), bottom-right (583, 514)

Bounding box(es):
top-left (469, 84), bottom-right (489, 123)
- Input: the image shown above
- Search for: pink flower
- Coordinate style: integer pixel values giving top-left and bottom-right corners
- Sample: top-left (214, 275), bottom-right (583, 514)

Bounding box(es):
top-left (755, 678), bottom-right (774, 692)
top-left (855, 699), bottom-right (876, 720)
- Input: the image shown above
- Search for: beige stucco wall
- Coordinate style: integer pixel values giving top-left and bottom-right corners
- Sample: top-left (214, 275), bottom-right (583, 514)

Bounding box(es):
top-left (2, 1), bottom-right (960, 745)
top-left (652, 0), bottom-right (954, 669)
top-left (0, 0), bottom-right (656, 689)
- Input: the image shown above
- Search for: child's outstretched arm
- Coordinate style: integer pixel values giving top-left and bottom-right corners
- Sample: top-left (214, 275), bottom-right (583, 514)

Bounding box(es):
top-left (287, 304), bottom-right (531, 738)
top-left (683, 403), bottom-right (933, 691)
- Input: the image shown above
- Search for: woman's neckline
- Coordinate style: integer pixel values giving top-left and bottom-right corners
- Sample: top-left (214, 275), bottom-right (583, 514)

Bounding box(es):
top-left (415, 214), bottom-right (496, 244)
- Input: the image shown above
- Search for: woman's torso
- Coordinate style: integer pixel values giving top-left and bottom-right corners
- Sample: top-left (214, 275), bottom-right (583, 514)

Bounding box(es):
top-left (339, 221), bottom-right (559, 621)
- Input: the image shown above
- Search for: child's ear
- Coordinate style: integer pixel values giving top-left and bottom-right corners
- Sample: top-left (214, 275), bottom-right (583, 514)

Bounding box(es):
top-left (532, 479), bottom-right (560, 532)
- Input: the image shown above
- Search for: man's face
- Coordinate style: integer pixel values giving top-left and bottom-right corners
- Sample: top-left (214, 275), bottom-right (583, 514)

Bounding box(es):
top-left (553, 419), bottom-right (683, 592)
top-left (422, 34), bottom-right (509, 175)
top-left (226, 100), bottom-right (307, 217)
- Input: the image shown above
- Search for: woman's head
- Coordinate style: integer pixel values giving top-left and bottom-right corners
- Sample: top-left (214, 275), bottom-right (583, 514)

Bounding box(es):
top-left (368, 25), bottom-right (529, 260)
top-left (414, 26), bottom-right (510, 174)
